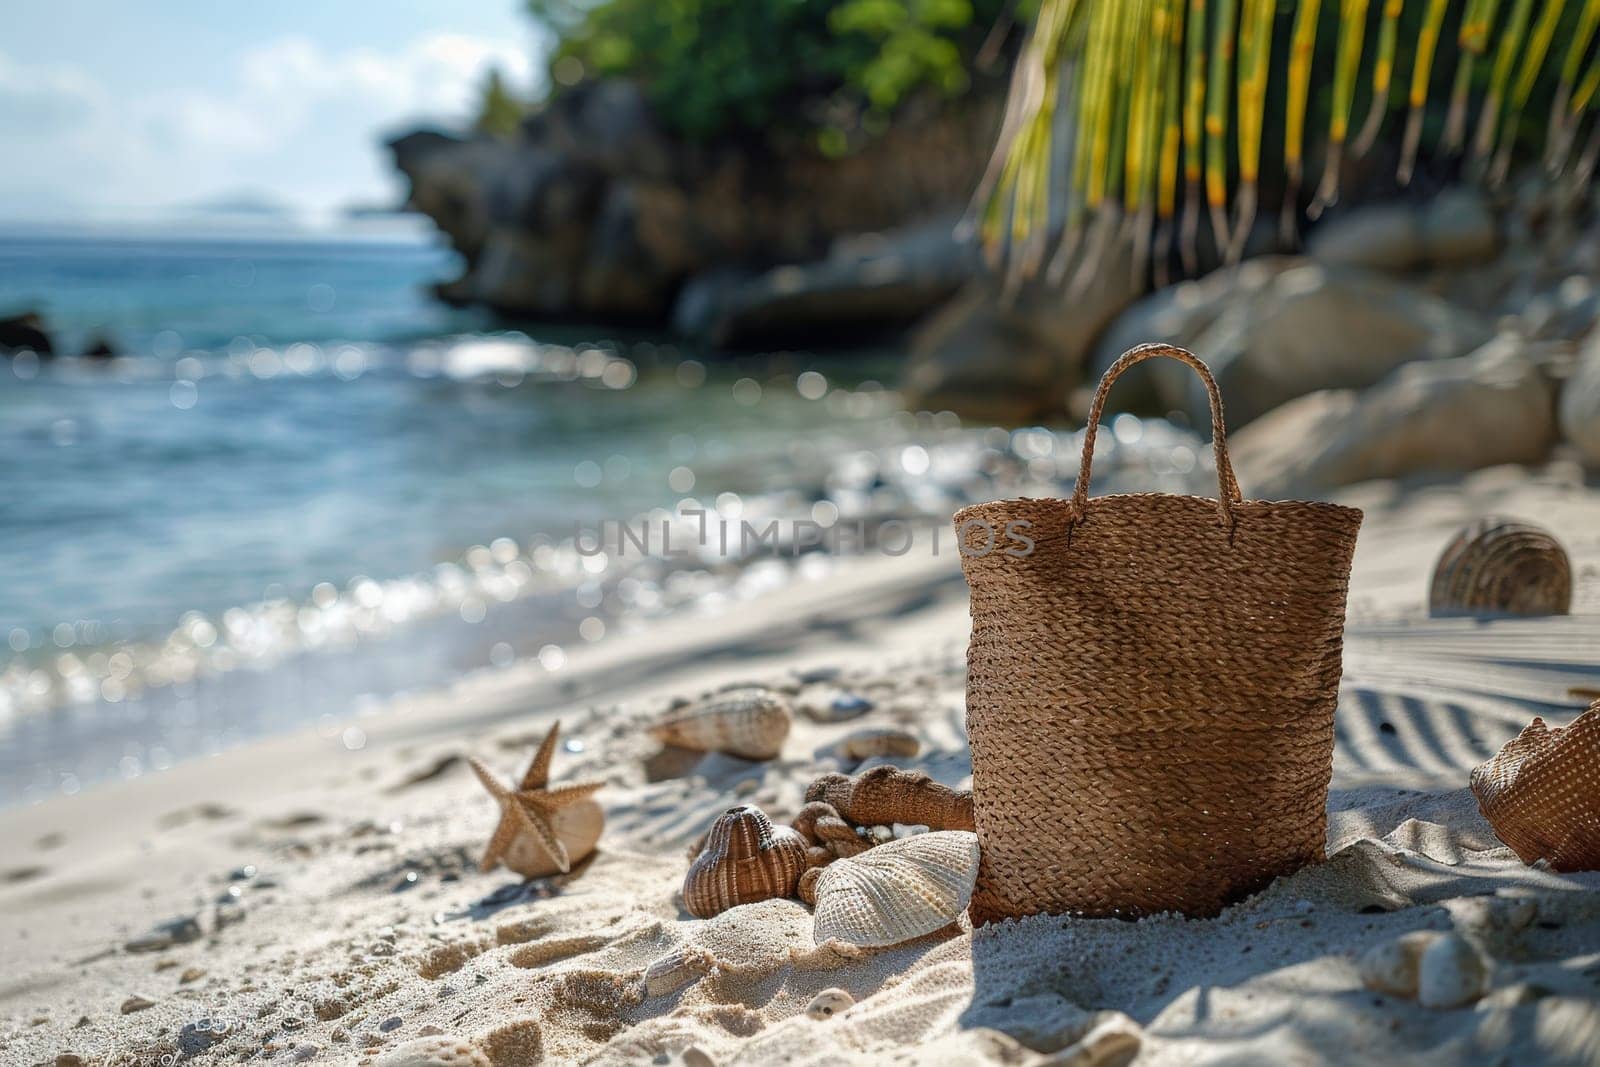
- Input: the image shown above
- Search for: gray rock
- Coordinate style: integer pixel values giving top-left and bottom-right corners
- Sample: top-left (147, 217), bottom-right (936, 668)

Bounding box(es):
top-left (1559, 330), bottom-right (1600, 468)
top-left (1089, 256), bottom-right (1302, 413)
top-left (1188, 262), bottom-right (1495, 429)
top-left (1231, 336), bottom-right (1560, 498)
top-left (674, 218), bottom-right (974, 347)
top-left (1308, 190), bottom-right (1498, 273)
top-left (901, 237), bottom-right (1142, 424)
top-left (0, 310), bottom-right (54, 356)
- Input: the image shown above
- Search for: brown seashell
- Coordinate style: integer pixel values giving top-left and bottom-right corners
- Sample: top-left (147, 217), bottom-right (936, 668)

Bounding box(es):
top-left (683, 805), bottom-right (808, 918)
top-left (650, 689), bottom-right (791, 760)
top-left (1471, 703), bottom-right (1600, 871)
top-left (804, 766), bottom-right (975, 832)
top-left (838, 727), bottom-right (921, 761)
top-left (1429, 518), bottom-right (1572, 618)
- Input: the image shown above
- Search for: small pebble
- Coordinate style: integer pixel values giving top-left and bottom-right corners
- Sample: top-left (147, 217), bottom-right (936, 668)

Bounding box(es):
top-left (379, 1015), bottom-right (403, 1032)
top-left (806, 988), bottom-right (855, 1020)
top-left (1418, 933), bottom-right (1491, 1009)
top-left (120, 995), bottom-right (156, 1015)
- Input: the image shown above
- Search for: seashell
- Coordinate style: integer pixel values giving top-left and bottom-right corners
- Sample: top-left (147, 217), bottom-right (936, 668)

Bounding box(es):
top-left (1470, 703), bottom-right (1600, 872)
top-left (374, 1035), bottom-right (492, 1067)
top-left (810, 830), bottom-right (980, 947)
top-left (805, 767), bottom-right (975, 832)
top-left (838, 727), bottom-right (921, 761)
top-left (1417, 933), bottom-right (1491, 1009)
top-left (1358, 931), bottom-right (1442, 998)
top-left (805, 988), bottom-right (855, 1020)
top-left (1429, 518), bottom-right (1572, 618)
top-left (640, 946), bottom-right (713, 998)
top-left (650, 689), bottom-right (791, 760)
top-left (684, 805), bottom-right (808, 918)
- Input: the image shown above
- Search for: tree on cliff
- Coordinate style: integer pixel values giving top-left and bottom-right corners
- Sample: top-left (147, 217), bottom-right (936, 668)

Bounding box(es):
top-left (475, 68), bottom-right (528, 139)
top-left (526, 0), bottom-right (1016, 150)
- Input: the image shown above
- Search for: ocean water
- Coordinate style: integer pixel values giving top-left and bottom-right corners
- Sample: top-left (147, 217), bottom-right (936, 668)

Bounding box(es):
top-left (0, 224), bottom-right (931, 805)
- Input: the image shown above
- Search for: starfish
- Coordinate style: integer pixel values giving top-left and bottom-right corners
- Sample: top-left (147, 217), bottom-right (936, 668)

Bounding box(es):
top-left (469, 720), bottom-right (604, 875)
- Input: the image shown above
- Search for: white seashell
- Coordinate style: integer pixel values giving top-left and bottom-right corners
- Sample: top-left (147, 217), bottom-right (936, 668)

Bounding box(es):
top-left (869, 825), bottom-right (895, 844)
top-left (892, 823), bottom-right (930, 839)
top-left (373, 1035), bottom-right (492, 1067)
top-left (1417, 933), bottom-right (1491, 1009)
top-left (811, 830), bottom-right (979, 948)
top-left (650, 689), bottom-right (791, 760)
top-left (805, 987), bottom-right (855, 1020)
top-left (1358, 931), bottom-right (1441, 998)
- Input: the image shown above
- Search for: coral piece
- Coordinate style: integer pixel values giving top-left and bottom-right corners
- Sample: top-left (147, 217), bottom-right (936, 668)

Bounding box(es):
top-left (804, 767), bottom-right (975, 832)
top-left (838, 726), bottom-right (921, 761)
top-left (683, 805), bottom-right (808, 918)
top-left (649, 688), bottom-right (792, 760)
top-left (1471, 704), bottom-right (1600, 871)
top-left (1429, 518), bottom-right (1572, 618)
top-left (792, 800), bottom-right (871, 862)
top-left (810, 831), bottom-right (980, 947)
top-left (470, 720), bottom-right (604, 878)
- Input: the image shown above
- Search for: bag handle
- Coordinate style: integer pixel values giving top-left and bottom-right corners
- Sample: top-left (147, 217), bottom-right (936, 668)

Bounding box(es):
top-left (1069, 343), bottom-right (1242, 529)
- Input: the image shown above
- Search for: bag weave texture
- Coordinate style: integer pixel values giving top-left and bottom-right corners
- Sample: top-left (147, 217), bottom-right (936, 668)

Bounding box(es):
top-left (957, 344), bottom-right (1362, 921)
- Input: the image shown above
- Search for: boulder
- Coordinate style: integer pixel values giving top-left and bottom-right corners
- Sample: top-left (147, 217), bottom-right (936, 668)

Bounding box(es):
top-left (1308, 190), bottom-right (1499, 273)
top-left (1088, 256), bottom-right (1302, 413)
top-left (1560, 330), bottom-right (1600, 468)
top-left (0, 310), bottom-right (54, 355)
top-left (1231, 336), bottom-right (1560, 498)
top-left (900, 237), bottom-right (1142, 424)
top-left (673, 218), bottom-right (975, 347)
top-left (1186, 262), bottom-right (1495, 429)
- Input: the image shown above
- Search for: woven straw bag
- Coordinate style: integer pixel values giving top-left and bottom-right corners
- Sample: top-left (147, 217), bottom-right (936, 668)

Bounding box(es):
top-left (956, 343), bottom-right (1362, 921)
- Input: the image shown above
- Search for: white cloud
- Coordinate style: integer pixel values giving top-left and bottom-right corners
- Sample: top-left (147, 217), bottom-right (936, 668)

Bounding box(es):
top-left (0, 32), bottom-right (538, 218)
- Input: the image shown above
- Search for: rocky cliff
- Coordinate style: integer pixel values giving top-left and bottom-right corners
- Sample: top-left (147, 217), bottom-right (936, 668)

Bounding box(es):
top-left (389, 80), bottom-right (1002, 341)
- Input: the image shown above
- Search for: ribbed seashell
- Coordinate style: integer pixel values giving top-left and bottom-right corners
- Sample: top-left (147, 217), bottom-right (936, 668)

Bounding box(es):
top-left (683, 805), bottom-right (808, 918)
top-left (1470, 703), bottom-right (1600, 872)
top-left (1417, 933), bottom-right (1491, 1009)
top-left (810, 830), bottom-right (980, 947)
top-left (374, 1035), bottom-right (491, 1067)
top-left (838, 727), bottom-right (921, 761)
top-left (1429, 518), bottom-right (1572, 618)
top-left (805, 767), bottom-right (975, 832)
top-left (650, 689), bottom-right (791, 760)
top-left (502, 799), bottom-right (605, 879)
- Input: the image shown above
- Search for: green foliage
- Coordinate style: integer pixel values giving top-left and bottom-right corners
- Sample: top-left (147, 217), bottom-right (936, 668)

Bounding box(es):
top-left (475, 68), bottom-right (527, 138)
top-left (980, 0), bottom-right (1600, 281)
top-left (527, 0), bottom-right (1006, 142)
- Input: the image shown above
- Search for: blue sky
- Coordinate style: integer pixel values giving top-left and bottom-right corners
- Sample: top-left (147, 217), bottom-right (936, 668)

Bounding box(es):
top-left (1, 2), bottom-right (549, 220)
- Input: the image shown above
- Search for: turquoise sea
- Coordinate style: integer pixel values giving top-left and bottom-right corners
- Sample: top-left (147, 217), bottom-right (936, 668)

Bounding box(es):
top-left (0, 222), bottom-right (928, 804)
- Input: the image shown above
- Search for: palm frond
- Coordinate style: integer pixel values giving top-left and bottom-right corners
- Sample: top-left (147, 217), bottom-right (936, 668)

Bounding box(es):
top-left (979, 0), bottom-right (1600, 279)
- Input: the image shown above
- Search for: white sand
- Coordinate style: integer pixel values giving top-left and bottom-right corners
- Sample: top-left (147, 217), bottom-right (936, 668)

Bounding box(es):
top-left (3, 462), bottom-right (1600, 1065)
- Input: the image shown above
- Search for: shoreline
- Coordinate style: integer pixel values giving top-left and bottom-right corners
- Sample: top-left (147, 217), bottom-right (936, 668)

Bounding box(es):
top-left (3, 463), bottom-right (1599, 1064)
